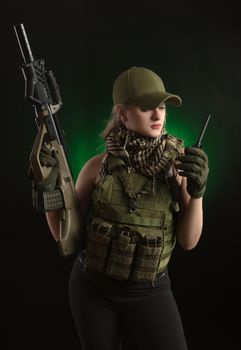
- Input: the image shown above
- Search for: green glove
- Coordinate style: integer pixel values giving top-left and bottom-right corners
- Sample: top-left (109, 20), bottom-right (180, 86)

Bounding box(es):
top-left (35, 144), bottom-right (60, 192)
top-left (176, 147), bottom-right (209, 198)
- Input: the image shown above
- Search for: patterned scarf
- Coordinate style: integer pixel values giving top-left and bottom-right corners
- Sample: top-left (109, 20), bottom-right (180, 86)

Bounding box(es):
top-left (104, 123), bottom-right (183, 177)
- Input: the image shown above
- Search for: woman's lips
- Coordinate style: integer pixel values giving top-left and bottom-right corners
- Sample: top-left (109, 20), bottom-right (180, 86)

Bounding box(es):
top-left (151, 124), bottom-right (162, 129)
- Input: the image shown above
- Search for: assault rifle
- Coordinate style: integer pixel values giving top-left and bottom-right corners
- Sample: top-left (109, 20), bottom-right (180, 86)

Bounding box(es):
top-left (14, 23), bottom-right (82, 256)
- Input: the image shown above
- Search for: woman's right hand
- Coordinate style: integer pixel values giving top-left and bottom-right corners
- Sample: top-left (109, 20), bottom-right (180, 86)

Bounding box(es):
top-left (36, 144), bottom-right (60, 192)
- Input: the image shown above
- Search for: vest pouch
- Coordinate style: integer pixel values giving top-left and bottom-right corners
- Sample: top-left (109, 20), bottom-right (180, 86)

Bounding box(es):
top-left (131, 237), bottom-right (162, 281)
top-left (105, 233), bottom-right (136, 280)
top-left (85, 224), bottom-right (112, 273)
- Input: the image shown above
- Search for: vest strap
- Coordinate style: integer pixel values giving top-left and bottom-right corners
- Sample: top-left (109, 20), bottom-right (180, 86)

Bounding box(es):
top-left (97, 209), bottom-right (166, 227)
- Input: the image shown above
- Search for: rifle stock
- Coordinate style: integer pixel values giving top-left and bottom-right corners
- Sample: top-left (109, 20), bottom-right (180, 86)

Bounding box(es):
top-left (14, 23), bottom-right (83, 256)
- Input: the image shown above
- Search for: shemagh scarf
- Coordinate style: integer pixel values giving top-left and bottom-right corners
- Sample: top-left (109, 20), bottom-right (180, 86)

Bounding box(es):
top-left (105, 123), bottom-right (183, 177)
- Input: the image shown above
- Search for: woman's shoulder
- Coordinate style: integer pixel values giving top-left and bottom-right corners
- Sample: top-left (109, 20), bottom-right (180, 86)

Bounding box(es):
top-left (75, 152), bottom-right (108, 214)
top-left (165, 133), bottom-right (184, 154)
top-left (81, 152), bottom-right (108, 175)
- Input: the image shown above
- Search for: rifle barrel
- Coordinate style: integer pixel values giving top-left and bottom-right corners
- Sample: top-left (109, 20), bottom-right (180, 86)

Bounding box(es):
top-left (14, 23), bottom-right (34, 64)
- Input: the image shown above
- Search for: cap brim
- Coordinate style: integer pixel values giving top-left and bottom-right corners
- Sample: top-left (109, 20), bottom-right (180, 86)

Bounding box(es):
top-left (133, 92), bottom-right (182, 109)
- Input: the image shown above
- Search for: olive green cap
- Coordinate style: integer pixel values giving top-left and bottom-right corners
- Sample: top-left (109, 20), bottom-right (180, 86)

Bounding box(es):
top-left (112, 66), bottom-right (182, 109)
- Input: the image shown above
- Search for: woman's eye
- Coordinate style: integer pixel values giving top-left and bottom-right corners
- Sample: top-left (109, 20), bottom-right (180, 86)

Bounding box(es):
top-left (140, 107), bottom-right (149, 112)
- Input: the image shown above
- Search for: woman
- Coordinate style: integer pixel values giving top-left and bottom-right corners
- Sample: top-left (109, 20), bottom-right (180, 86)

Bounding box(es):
top-left (43, 66), bottom-right (209, 349)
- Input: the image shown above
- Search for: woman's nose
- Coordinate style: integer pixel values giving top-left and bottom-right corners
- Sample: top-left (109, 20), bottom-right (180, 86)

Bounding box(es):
top-left (151, 108), bottom-right (161, 120)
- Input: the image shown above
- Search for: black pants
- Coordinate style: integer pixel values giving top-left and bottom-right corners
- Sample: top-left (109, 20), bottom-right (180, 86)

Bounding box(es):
top-left (69, 255), bottom-right (188, 350)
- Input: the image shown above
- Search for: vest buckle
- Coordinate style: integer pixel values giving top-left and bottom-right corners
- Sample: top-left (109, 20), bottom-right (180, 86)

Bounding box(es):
top-left (129, 199), bottom-right (137, 213)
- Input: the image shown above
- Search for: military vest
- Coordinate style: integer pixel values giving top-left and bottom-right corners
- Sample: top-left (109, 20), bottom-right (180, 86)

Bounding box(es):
top-left (85, 153), bottom-right (180, 281)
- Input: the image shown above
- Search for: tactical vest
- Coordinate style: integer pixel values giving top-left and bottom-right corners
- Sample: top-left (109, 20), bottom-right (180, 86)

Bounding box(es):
top-left (85, 153), bottom-right (180, 282)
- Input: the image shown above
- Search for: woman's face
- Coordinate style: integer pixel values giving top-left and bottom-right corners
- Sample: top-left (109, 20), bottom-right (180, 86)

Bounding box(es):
top-left (120, 103), bottom-right (166, 138)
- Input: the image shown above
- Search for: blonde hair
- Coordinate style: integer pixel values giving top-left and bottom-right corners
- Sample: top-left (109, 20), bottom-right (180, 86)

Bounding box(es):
top-left (101, 104), bottom-right (129, 140)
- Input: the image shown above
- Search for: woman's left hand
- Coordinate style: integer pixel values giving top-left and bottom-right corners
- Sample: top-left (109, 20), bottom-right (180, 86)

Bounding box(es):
top-left (175, 147), bottom-right (209, 198)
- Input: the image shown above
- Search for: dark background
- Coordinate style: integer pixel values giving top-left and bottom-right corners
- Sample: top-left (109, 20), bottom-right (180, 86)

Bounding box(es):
top-left (2, 1), bottom-right (241, 349)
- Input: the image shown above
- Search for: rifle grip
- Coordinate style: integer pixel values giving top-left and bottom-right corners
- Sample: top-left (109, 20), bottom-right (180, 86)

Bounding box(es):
top-left (30, 122), bottom-right (52, 182)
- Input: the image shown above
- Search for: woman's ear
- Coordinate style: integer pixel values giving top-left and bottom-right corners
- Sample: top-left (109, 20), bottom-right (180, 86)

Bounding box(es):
top-left (117, 105), bottom-right (128, 123)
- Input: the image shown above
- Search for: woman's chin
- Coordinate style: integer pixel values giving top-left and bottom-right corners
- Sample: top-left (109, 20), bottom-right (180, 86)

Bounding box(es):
top-left (146, 128), bottom-right (163, 138)
top-left (130, 127), bottom-right (162, 138)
